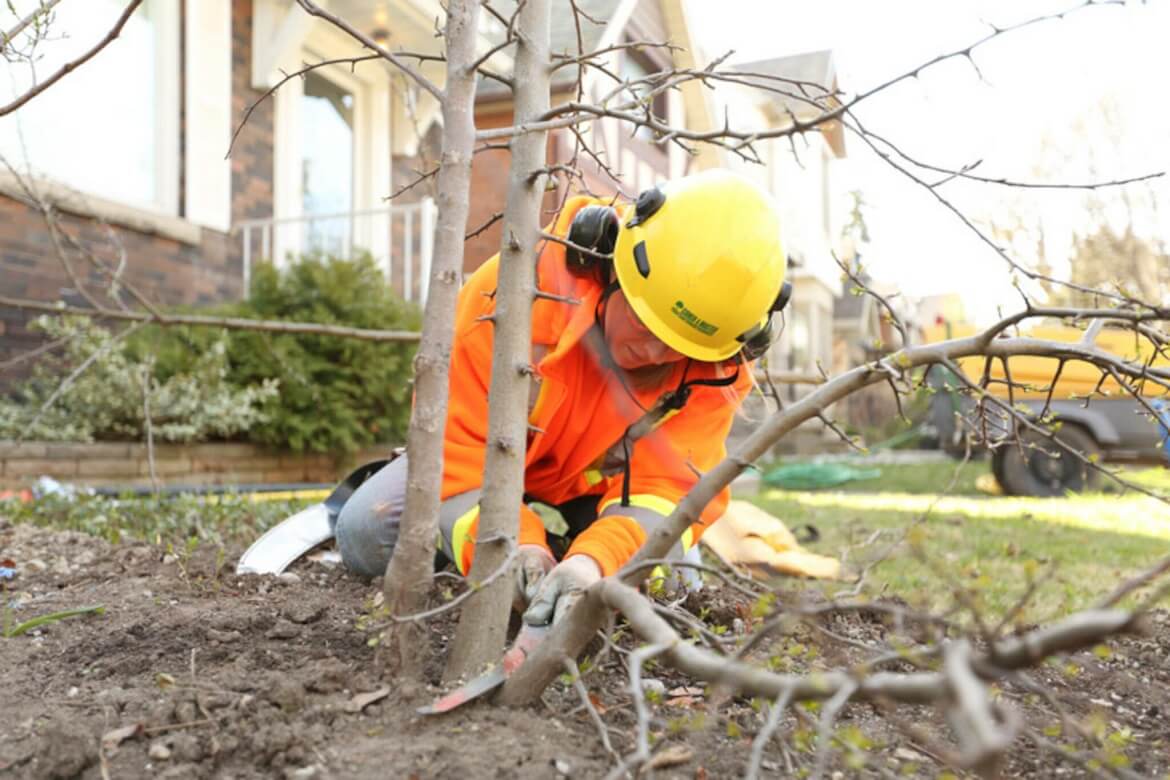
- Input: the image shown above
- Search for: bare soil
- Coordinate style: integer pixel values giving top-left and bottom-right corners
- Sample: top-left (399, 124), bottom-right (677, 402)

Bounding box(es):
top-left (2, 518), bottom-right (1168, 779)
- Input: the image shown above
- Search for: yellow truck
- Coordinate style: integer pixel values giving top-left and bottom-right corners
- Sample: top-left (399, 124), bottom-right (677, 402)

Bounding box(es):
top-left (924, 322), bottom-right (1170, 496)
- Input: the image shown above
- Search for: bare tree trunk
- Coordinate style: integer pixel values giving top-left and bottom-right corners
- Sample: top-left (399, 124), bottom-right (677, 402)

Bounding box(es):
top-left (444, 0), bottom-right (551, 681)
top-left (379, 0), bottom-right (479, 678)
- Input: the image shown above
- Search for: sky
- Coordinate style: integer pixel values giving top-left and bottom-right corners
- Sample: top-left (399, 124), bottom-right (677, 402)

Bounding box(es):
top-left (686, 0), bottom-right (1170, 323)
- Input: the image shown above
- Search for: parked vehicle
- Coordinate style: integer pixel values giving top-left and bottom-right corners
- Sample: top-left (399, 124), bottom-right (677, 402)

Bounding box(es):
top-left (925, 322), bottom-right (1169, 497)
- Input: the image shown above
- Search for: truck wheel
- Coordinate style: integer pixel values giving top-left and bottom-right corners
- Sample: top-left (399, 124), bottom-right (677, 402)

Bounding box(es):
top-left (997, 424), bottom-right (1102, 497)
top-left (991, 446), bottom-right (1009, 490)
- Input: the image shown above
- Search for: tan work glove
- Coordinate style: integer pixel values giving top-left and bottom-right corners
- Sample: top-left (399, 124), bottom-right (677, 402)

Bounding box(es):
top-left (514, 544), bottom-right (557, 611)
top-left (522, 554), bottom-right (602, 626)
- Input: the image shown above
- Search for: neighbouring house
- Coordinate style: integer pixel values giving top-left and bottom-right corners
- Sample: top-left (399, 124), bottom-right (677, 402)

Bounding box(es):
top-left (461, 0), bottom-right (710, 269)
top-left (702, 51), bottom-right (847, 397)
top-left (692, 48), bottom-right (849, 450)
top-left (830, 263), bottom-right (908, 434)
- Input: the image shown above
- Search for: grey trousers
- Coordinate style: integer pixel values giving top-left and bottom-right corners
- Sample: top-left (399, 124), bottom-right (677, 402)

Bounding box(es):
top-left (333, 453), bottom-right (701, 585)
top-left (334, 454), bottom-right (484, 578)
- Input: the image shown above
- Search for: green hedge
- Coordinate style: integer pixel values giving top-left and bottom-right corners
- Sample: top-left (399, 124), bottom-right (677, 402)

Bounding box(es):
top-left (226, 253), bottom-right (419, 454)
top-left (0, 317), bottom-right (277, 443)
top-left (3, 253), bottom-right (419, 455)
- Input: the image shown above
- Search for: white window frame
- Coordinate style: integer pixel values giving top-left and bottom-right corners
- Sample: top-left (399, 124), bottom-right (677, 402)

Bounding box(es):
top-left (271, 27), bottom-right (391, 265)
top-left (152, 0), bottom-right (181, 216)
top-left (183, 0), bottom-right (232, 232)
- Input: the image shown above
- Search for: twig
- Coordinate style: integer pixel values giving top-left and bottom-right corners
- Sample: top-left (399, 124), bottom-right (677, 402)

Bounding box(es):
top-left (0, 295), bottom-right (421, 343)
top-left (745, 683), bottom-right (796, 780)
top-left (1096, 552), bottom-right (1170, 609)
top-left (0, 0), bottom-right (144, 117)
top-left (142, 719), bottom-right (215, 736)
top-left (810, 680), bottom-right (859, 780)
top-left (293, 0), bottom-right (443, 102)
top-left (227, 53), bottom-right (380, 158)
top-left (1, 0), bottom-right (63, 53)
top-left (562, 658), bottom-right (621, 766)
top-left (141, 361), bottom-right (159, 496)
top-left (603, 642), bottom-right (672, 780)
top-left (386, 539), bottom-right (518, 623)
top-left (465, 211), bottom-right (504, 241)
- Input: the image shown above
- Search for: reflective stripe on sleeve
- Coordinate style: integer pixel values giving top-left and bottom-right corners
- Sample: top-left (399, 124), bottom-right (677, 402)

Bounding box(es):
top-left (598, 494), bottom-right (693, 551)
top-left (599, 493), bottom-right (676, 518)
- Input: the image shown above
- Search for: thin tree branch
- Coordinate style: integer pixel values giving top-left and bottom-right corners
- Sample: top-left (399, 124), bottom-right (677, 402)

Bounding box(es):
top-left (1, 0), bottom-right (63, 54)
top-left (293, 0), bottom-right (443, 102)
top-left (0, 0), bottom-right (143, 118)
top-left (0, 295), bottom-right (421, 343)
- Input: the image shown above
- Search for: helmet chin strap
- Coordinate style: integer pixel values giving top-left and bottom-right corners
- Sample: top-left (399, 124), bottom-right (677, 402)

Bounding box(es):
top-left (589, 278), bottom-right (741, 508)
top-left (591, 280), bottom-right (636, 388)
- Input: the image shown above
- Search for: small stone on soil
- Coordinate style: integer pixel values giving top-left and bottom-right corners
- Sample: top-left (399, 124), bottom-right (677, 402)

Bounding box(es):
top-left (171, 733), bottom-right (204, 763)
top-left (284, 603), bottom-right (326, 625)
top-left (149, 741), bottom-right (173, 761)
top-left (269, 679), bottom-right (307, 712)
top-left (894, 747), bottom-right (927, 762)
top-left (266, 620), bottom-right (302, 640)
top-left (208, 628), bottom-right (243, 643)
top-left (641, 678), bottom-right (666, 696)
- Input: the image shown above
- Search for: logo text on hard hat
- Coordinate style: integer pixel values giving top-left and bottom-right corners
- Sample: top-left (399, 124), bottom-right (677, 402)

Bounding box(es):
top-left (671, 300), bottom-right (718, 336)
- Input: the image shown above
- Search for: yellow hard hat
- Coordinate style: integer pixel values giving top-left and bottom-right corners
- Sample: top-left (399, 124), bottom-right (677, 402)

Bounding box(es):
top-left (613, 169), bottom-right (786, 362)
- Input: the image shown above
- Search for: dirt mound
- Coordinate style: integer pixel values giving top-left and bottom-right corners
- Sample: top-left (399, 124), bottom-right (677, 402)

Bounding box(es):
top-left (2, 519), bottom-right (1168, 778)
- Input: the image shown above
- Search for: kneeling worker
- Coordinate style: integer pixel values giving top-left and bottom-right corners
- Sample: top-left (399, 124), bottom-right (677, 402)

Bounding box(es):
top-left (335, 169), bottom-right (791, 627)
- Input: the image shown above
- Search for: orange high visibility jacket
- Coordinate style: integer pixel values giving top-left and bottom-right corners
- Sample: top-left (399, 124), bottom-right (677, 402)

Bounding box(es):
top-left (441, 196), bottom-right (754, 577)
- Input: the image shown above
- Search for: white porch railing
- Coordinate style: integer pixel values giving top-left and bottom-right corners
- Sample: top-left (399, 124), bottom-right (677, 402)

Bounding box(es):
top-left (234, 198), bottom-right (436, 305)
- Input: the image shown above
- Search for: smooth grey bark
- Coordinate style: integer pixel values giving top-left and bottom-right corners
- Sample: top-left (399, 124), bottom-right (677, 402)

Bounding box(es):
top-left (380, 0), bottom-right (479, 678)
top-left (444, 0), bottom-right (551, 681)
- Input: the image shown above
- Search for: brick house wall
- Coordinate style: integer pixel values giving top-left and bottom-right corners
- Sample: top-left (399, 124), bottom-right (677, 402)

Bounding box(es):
top-left (0, 198), bottom-right (240, 377)
top-left (230, 0), bottom-right (274, 228)
top-left (463, 105), bottom-right (567, 273)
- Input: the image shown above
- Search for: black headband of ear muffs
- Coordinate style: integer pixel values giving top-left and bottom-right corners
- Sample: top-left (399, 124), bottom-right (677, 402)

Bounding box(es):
top-left (626, 186), bottom-right (666, 228)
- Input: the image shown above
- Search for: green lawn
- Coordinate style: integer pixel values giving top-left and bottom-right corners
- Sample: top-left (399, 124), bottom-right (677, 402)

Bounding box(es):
top-left (6, 458), bottom-right (1170, 625)
top-left (744, 459), bottom-right (1170, 623)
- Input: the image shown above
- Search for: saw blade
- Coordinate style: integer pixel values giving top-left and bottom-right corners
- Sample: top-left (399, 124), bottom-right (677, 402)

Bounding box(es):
top-left (417, 623), bottom-right (551, 715)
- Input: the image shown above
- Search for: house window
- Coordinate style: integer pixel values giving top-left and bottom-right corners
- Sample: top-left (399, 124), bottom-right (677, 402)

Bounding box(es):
top-left (301, 72), bottom-right (355, 256)
top-left (0, 0), bottom-right (179, 213)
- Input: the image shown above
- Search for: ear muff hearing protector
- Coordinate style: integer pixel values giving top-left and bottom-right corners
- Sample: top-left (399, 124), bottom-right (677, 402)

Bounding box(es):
top-left (565, 188), bottom-right (791, 363)
top-left (738, 279), bottom-right (793, 362)
top-left (566, 204), bottom-right (620, 275)
top-left (566, 188), bottom-right (666, 274)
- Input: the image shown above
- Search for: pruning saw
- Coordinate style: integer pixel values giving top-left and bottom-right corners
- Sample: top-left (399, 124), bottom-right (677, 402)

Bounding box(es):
top-left (417, 622), bottom-right (550, 715)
